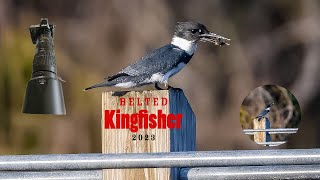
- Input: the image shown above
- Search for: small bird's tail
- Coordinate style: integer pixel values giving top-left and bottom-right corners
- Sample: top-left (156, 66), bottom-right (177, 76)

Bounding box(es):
top-left (83, 81), bottom-right (115, 91)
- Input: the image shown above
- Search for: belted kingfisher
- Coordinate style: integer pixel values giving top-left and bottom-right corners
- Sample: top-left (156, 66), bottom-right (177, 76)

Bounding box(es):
top-left (84, 22), bottom-right (230, 91)
top-left (256, 102), bottom-right (275, 121)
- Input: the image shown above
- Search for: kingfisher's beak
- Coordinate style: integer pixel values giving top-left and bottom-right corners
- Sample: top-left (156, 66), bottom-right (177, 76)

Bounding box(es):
top-left (199, 32), bottom-right (230, 46)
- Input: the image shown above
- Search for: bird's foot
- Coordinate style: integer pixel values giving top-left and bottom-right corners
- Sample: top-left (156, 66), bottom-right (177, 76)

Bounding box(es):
top-left (155, 83), bottom-right (173, 90)
top-left (155, 83), bottom-right (164, 90)
top-left (257, 116), bottom-right (266, 121)
top-left (112, 91), bottom-right (129, 96)
top-left (164, 83), bottom-right (173, 90)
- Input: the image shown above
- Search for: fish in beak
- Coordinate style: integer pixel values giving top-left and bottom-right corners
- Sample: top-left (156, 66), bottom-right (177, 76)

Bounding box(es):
top-left (200, 32), bottom-right (230, 46)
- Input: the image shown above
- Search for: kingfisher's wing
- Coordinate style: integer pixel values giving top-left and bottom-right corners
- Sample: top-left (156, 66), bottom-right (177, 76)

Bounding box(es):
top-left (257, 109), bottom-right (268, 117)
top-left (106, 44), bottom-right (191, 81)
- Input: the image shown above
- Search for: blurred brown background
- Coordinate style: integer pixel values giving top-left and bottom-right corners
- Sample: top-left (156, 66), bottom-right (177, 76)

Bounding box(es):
top-left (0, 0), bottom-right (319, 154)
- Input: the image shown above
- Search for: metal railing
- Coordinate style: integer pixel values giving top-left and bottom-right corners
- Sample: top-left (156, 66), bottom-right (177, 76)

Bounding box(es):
top-left (256, 141), bottom-right (287, 146)
top-left (243, 128), bottom-right (299, 135)
top-left (243, 128), bottom-right (298, 146)
top-left (1, 149), bottom-right (320, 170)
top-left (180, 165), bottom-right (320, 180)
top-left (0, 170), bottom-right (102, 180)
top-left (1, 149), bottom-right (320, 179)
top-left (2, 165), bottom-right (320, 180)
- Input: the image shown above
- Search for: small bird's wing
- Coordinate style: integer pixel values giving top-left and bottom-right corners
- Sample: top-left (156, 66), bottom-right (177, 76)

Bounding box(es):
top-left (257, 109), bottom-right (269, 117)
top-left (105, 44), bottom-right (190, 80)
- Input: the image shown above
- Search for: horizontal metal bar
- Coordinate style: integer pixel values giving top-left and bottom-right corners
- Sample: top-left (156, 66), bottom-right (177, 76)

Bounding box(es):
top-left (2, 165), bottom-right (320, 180)
top-left (180, 165), bottom-right (320, 180)
top-left (256, 141), bottom-right (287, 146)
top-left (1, 149), bottom-right (320, 171)
top-left (0, 170), bottom-right (102, 180)
top-left (244, 128), bottom-right (298, 135)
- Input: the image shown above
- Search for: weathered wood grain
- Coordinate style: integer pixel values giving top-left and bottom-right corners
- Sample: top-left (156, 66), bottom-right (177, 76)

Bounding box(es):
top-left (102, 88), bottom-right (196, 180)
top-left (253, 117), bottom-right (271, 144)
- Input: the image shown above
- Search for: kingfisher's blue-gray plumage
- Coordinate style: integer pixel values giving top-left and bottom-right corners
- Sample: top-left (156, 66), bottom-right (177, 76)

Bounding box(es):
top-left (256, 102), bottom-right (275, 121)
top-left (84, 22), bottom-right (230, 91)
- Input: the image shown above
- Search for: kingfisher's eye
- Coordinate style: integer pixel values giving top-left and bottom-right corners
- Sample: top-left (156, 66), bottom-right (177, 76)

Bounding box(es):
top-left (198, 29), bottom-right (202, 33)
top-left (191, 29), bottom-right (197, 34)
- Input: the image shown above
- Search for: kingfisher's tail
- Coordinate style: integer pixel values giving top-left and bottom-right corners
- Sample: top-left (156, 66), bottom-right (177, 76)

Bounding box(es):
top-left (83, 81), bottom-right (116, 91)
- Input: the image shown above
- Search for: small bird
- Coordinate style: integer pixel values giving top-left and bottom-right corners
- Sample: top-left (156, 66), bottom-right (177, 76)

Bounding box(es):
top-left (256, 102), bottom-right (275, 121)
top-left (84, 22), bottom-right (230, 91)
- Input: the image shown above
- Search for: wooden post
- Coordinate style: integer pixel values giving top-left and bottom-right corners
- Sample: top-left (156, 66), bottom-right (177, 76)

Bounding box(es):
top-left (253, 117), bottom-right (271, 144)
top-left (102, 88), bottom-right (196, 180)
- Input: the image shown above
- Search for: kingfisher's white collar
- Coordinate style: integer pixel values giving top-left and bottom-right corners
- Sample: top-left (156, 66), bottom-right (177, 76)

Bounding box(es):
top-left (171, 36), bottom-right (197, 55)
